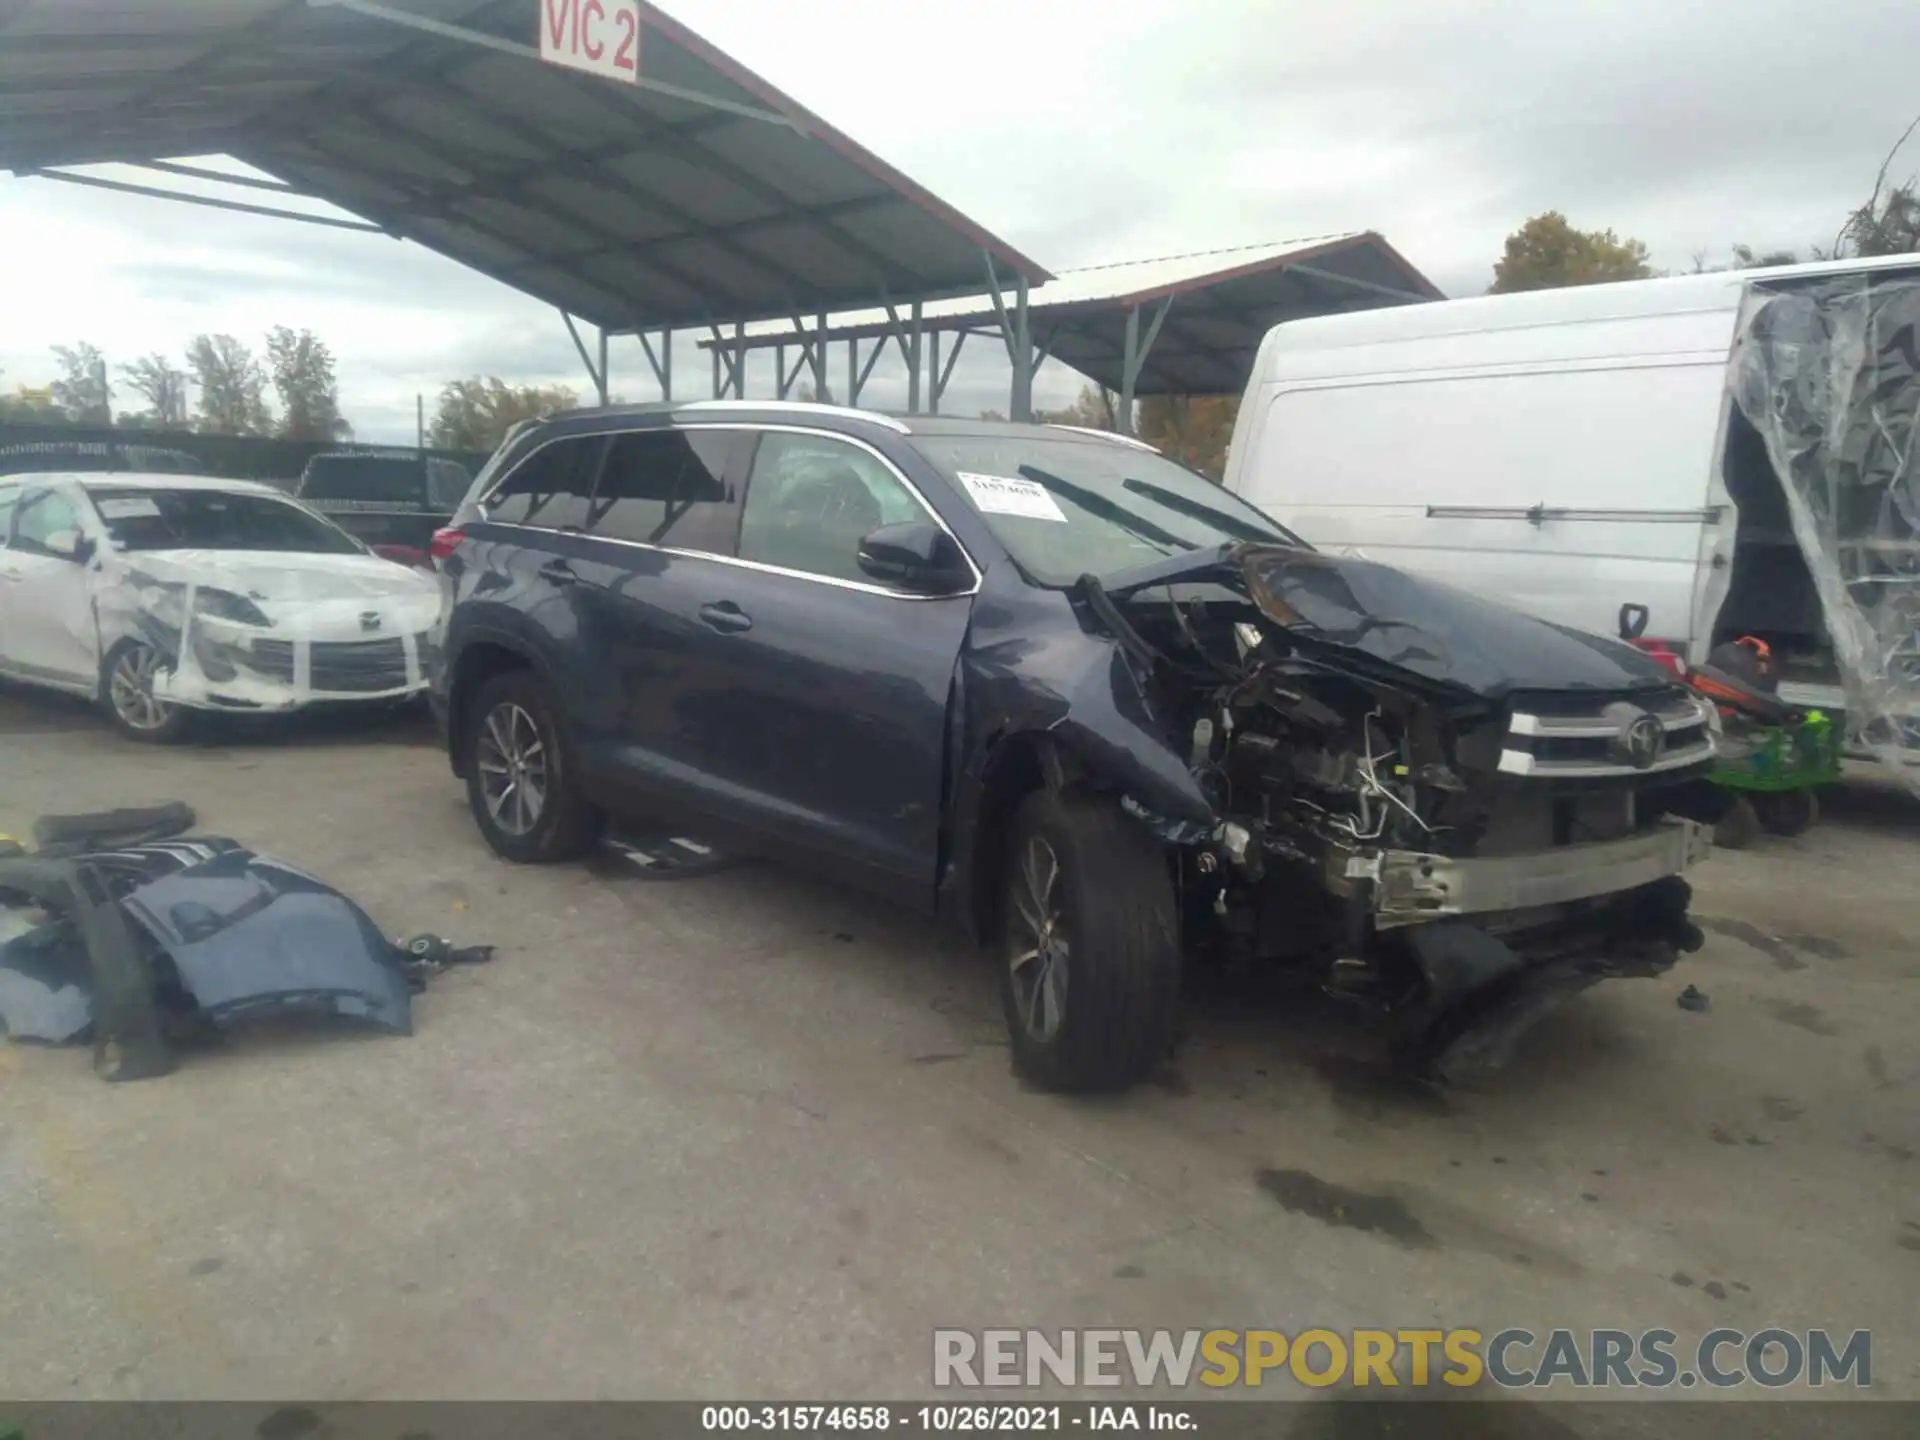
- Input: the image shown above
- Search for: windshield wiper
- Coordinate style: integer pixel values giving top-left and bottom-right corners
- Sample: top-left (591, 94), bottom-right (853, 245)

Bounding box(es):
top-left (1015, 465), bottom-right (1197, 556)
top-left (1119, 476), bottom-right (1299, 545)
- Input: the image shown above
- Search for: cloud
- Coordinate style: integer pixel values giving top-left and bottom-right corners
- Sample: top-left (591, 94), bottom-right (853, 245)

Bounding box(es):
top-left (3, 0), bottom-right (1917, 439)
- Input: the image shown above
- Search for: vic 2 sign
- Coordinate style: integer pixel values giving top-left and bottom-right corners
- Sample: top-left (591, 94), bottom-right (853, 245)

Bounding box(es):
top-left (539, 0), bottom-right (640, 83)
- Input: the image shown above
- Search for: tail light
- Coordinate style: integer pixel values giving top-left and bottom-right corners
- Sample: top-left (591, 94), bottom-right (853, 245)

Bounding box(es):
top-left (429, 526), bottom-right (467, 563)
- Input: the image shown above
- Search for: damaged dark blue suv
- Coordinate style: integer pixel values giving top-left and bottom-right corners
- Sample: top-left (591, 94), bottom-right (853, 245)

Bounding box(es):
top-left (432, 401), bottom-right (1724, 1092)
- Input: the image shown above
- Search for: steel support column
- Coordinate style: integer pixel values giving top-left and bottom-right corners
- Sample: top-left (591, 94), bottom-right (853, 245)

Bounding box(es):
top-left (811, 311), bottom-right (829, 401)
top-left (707, 321), bottom-right (744, 398)
top-left (927, 332), bottom-right (941, 415)
top-left (564, 312), bottom-right (609, 405)
top-left (909, 301), bottom-right (923, 413)
top-left (849, 334), bottom-right (884, 406)
top-left (634, 326), bottom-right (672, 400)
top-left (1116, 296), bottom-right (1173, 437)
top-left (984, 252), bottom-right (1037, 422)
top-left (930, 330), bottom-right (968, 414)
top-left (1009, 275), bottom-right (1032, 422)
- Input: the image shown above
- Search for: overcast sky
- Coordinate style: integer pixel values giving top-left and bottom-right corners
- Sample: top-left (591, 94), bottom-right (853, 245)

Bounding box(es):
top-left (3, 0), bottom-right (1917, 442)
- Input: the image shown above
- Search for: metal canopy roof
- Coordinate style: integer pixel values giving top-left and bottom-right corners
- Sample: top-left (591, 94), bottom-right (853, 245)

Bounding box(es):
top-left (701, 234), bottom-right (1443, 395)
top-left (0, 0), bottom-right (1050, 331)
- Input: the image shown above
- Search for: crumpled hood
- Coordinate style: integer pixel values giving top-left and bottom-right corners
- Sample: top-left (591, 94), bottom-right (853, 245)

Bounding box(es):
top-left (1108, 543), bottom-right (1676, 699)
top-left (124, 549), bottom-right (437, 604)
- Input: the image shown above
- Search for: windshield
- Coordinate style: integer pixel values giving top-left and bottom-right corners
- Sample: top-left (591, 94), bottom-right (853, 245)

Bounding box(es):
top-left (84, 487), bottom-right (365, 555)
top-left (912, 433), bottom-right (1302, 583)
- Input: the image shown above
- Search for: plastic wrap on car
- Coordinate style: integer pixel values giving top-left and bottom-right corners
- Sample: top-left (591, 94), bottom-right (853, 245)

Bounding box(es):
top-left (1730, 274), bottom-right (1920, 791)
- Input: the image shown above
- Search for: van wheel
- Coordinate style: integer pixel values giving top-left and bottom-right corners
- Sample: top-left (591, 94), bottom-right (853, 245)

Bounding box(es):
top-left (100, 640), bottom-right (193, 743)
top-left (1756, 789), bottom-right (1818, 837)
top-left (997, 790), bottom-right (1181, 1093)
top-left (463, 670), bottom-right (602, 862)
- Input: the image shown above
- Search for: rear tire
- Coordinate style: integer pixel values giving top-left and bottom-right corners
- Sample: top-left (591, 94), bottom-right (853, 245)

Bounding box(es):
top-left (997, 790), bottom-right (1181, 1093)
top-left (100, 639), bottom-right (193, 744)
top-left (462, 669), bottom-right (602, 863)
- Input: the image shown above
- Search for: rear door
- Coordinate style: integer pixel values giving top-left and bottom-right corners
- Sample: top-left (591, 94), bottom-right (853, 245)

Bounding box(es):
top-left (456, 429), bottom-right (608, 730)
top-left (560, 422), bottom-right (752, 817)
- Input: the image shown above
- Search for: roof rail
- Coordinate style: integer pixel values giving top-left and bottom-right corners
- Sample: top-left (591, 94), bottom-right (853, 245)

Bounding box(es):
top-left (1046, 423), bottom-right (1159, 453)
top-left (675, 399), bottom-right (911, 433)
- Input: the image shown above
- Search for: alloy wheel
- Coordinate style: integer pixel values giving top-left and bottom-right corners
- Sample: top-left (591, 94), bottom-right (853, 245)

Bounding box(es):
top-left (1007, 835), bottom-right (1070, 1042)
top-left (108, 645), bottom-right (175, 732)
top-left (475, 702), bottom-right (549, 836)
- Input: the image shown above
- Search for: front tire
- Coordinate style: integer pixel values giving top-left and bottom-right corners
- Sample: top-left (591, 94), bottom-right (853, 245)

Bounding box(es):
top-left (462, 669), bottom-right (602, 863)
top-left (100, 639), bottom-right (193, 743)
top-left (997, 790), bottom-right (1181, 1093)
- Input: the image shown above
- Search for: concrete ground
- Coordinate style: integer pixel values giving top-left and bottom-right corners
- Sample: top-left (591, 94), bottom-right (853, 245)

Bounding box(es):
top-left (1, 679), bottom-right (1916, 1408)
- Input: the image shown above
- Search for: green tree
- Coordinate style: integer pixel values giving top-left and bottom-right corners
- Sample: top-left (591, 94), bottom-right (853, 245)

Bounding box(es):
top-left (187, 334), bottom-right (273, 435)
top-left (428, 377), bottom-right (578, 451)
top-left (1137, 395), bottom-right (1239, 481)
top-left (1489, 211), bottom-right (1654, 294)
top-left (117, 354), bottom-right (191, 429)
top-left (266, 327), bottom-right (350, 440)
top-left (49, 342), bottom-right (113, 423)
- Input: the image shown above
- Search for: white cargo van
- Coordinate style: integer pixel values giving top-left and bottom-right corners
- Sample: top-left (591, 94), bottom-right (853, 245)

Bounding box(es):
top-left (1222, 254), bottom-right (1920, 757)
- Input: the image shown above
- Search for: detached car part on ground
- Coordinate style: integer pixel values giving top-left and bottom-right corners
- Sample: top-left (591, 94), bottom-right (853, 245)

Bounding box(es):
top-left (0, 473), bottom-right (440, 741)
top-left (0, 806), bottom-right (483, 1081)
top-left (433, 408), bottom-right (1723, 1093)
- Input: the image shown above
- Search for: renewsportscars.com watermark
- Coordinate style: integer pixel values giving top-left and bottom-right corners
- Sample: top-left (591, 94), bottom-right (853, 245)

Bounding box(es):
top-left (933, 1328), bottom-right (1873, 1391)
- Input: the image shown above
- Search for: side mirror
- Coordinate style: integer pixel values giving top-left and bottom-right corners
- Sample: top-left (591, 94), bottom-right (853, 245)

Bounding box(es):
top-left (857, 521), bottom-right (971, 595)
top-left (42, 529), bottom-right (92, 563)
top-left (1618, 602), bottom-right (1649, 641)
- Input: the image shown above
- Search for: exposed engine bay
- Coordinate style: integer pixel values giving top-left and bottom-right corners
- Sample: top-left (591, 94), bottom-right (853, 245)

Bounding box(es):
top-left (1089, 544), bottom-right (1727, 1082)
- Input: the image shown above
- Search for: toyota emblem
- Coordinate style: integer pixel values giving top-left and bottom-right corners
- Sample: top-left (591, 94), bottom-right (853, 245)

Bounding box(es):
top-left (359, 611), bottom-right (383, 633)
top-left (1619, 712), bottom-right (1666, 769)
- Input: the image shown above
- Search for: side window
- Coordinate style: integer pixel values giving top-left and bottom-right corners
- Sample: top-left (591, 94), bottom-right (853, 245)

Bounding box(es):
top-left (481, 436), bottom-right (605, 530)
top-left (12, 488), bottom-right (84, 557)
top-left (587, 428), bottom-right (740, 555)
top-left (739, 433), bottom-right (926, 585)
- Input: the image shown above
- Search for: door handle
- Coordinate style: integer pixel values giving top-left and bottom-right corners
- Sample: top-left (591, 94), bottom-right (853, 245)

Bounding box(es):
top-left (538, 559), bottom-right (579, 587)
top-left (698, 601), bottom-right (753, 634)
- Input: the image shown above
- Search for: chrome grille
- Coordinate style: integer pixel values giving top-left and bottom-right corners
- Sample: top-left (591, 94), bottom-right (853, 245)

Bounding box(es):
top-left (1499, 691), bottom-right (1715, 779)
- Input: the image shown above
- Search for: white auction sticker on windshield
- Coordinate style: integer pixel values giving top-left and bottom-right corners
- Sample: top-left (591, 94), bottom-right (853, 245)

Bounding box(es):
top-left (957, 471), bottom-right (1067, 522)
top-left (95, 497), bottom-right (161, 519)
